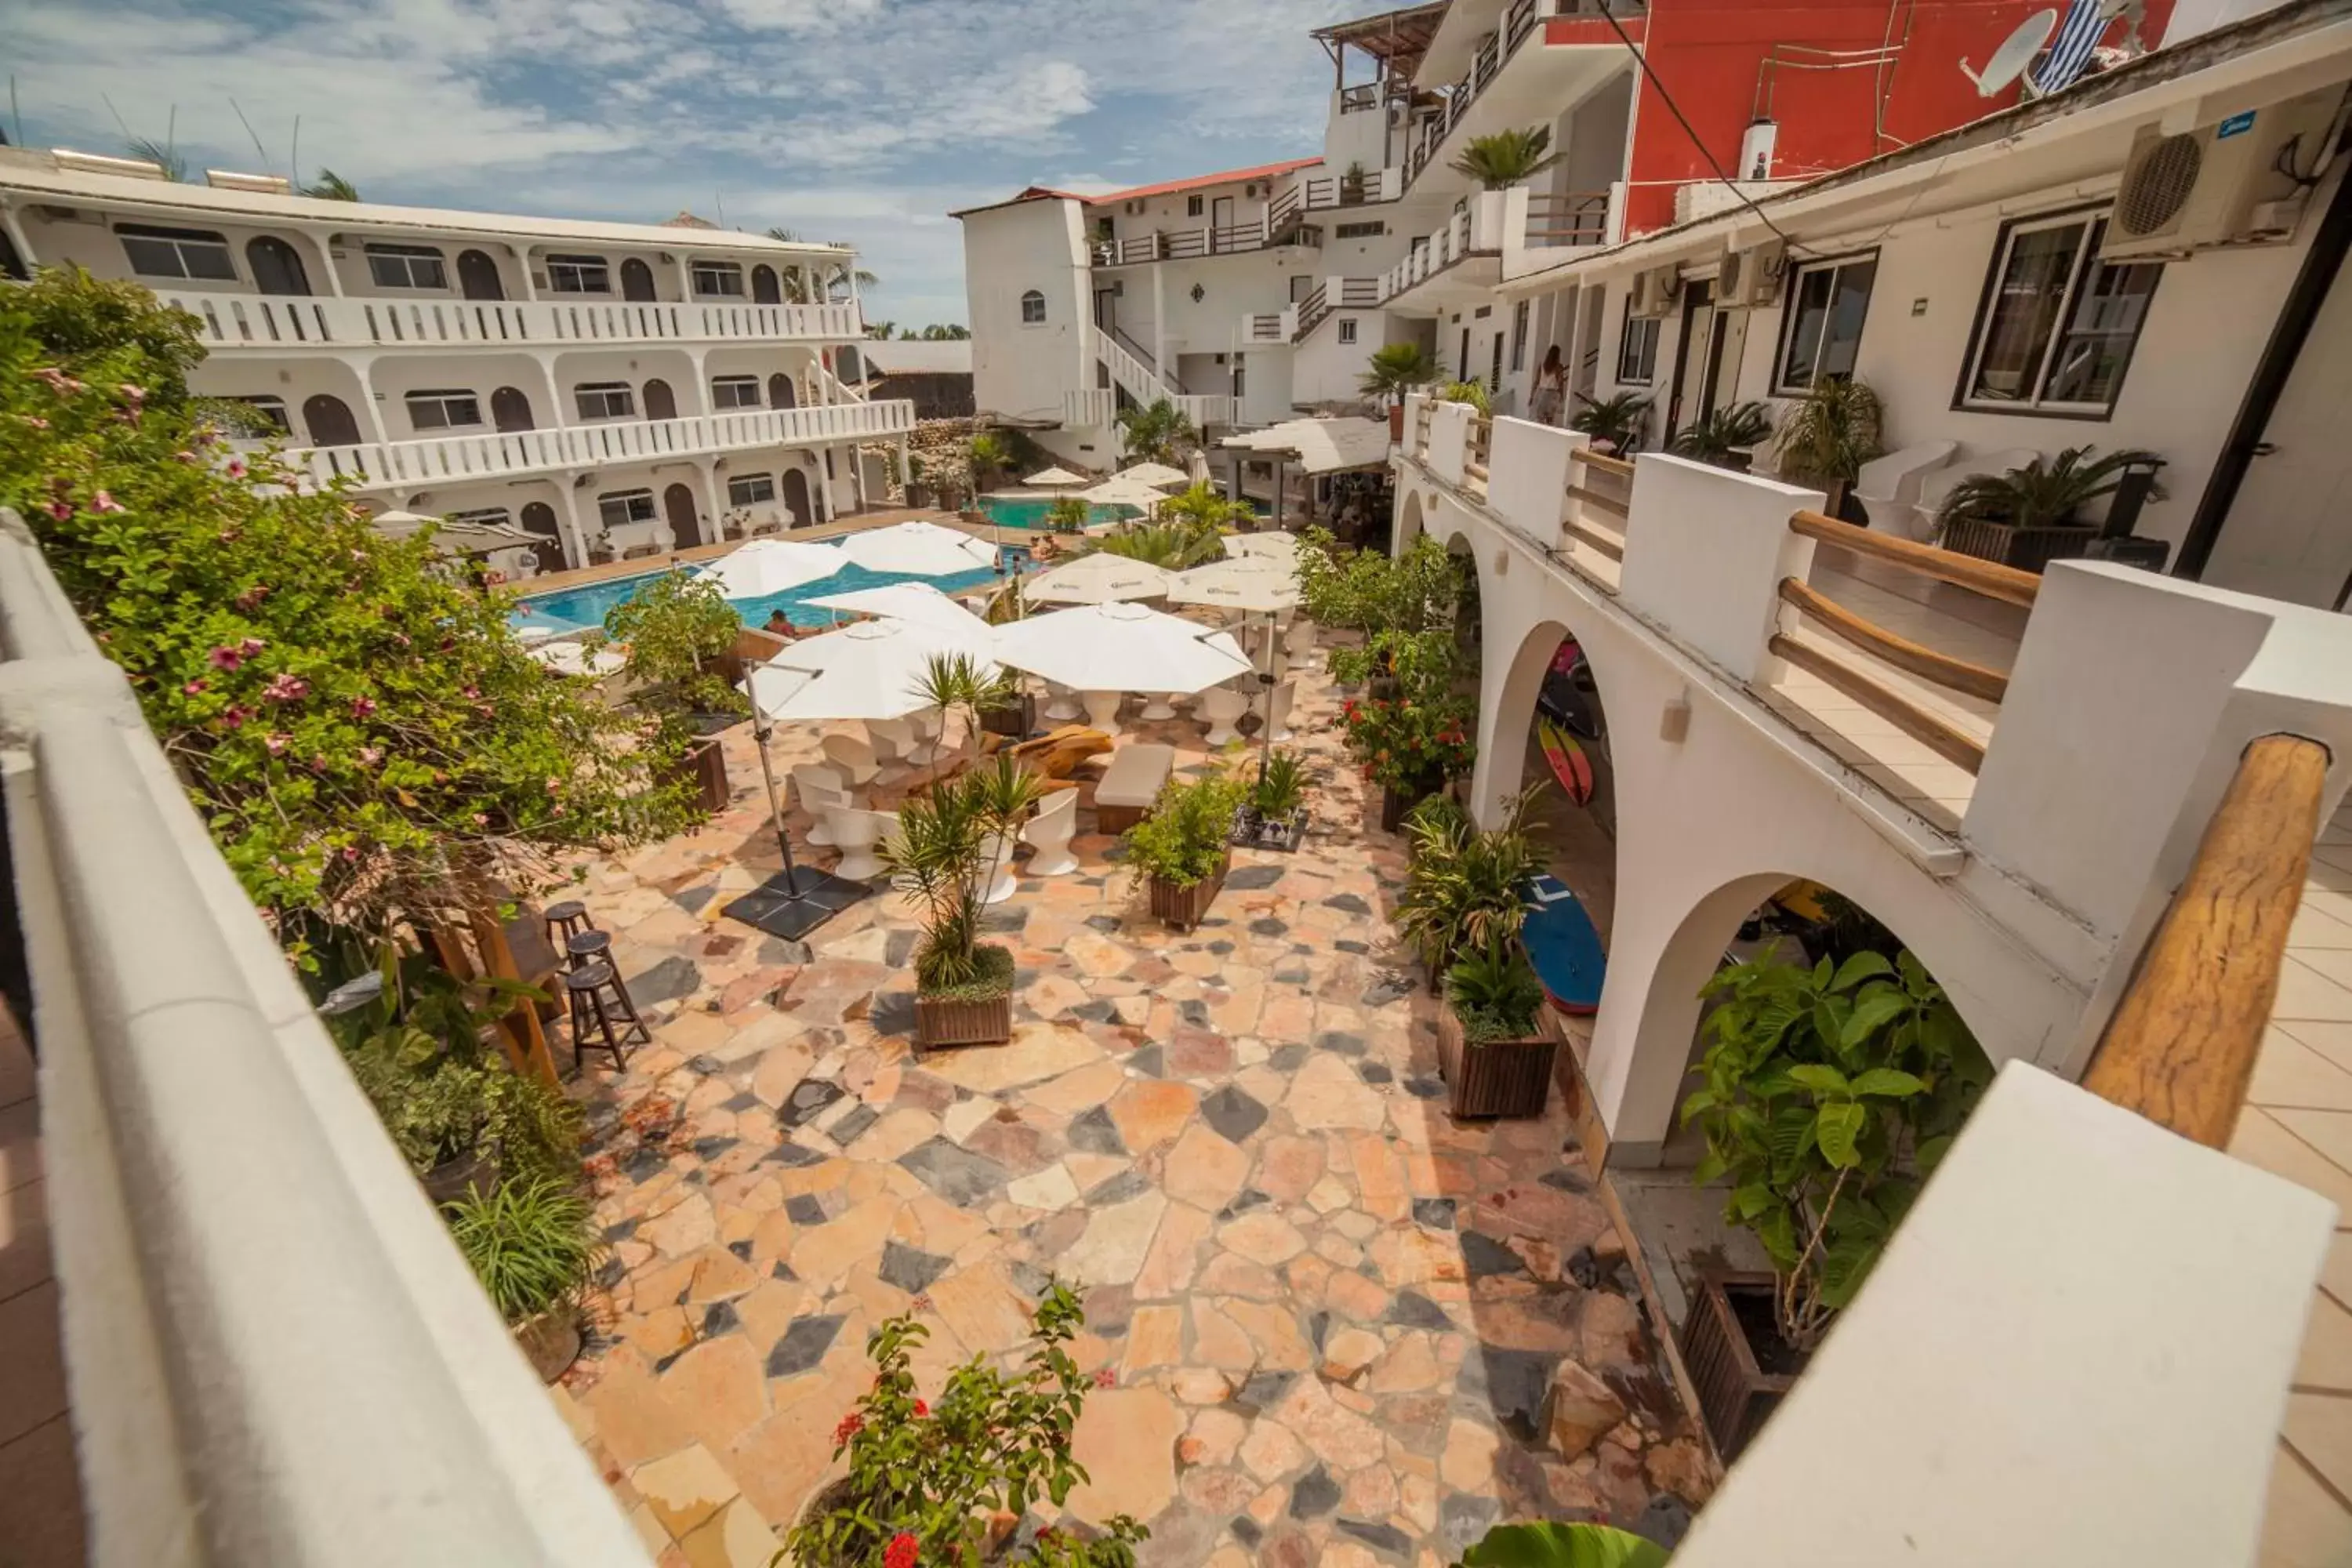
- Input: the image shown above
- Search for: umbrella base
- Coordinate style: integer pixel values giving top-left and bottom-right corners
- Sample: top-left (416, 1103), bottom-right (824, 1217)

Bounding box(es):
top-left (723, 868), bottom-right (872, 942)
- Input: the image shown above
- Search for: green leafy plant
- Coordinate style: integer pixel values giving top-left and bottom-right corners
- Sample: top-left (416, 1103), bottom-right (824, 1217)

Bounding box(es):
top-left (967, 430), bottom-right (1013, 492)
top-left (910, 651), bottom-right (1021, 766)
top-left (1397, 786), bottom-right (1541, 976)
top-left (593, 568), bottom-right (747, 738)
top-left (1045, 495), bottom-right (1092, 533)
top-left (1448, 125), bottom-right (1562, 189)
top-left (300, 169), bottom-right (361, 201)
top-left (1123, 773), bottom-right (1247, 890)
top-left (1681, 944), bottom-right (1993, 1351)
top-left (1154, 481), bottom-right (1247, 533)
top-left (1249, 751), bottom-right (1307, 818)
top-left (1770, 375), bottom-right (1883, 489)
top-left (1340, 160), bottom-right (1368, 203)
top-left (445, 1173), bottom-right (603, 1325)
top-left (1114, 397), bottom-right (1201, 466)
top-left (1299, 529), bottom-right (1462, 644)
top-left (1934, 445), bottom-right (2165, 533)
top-left (1436, 379), bottom-right (1492, 416)
top-left (1357, 341), bottom-right (1440, 406)
top-left (1446, 930), bottom-right (1546, 1043)
top-left (880, 754), bottom-right (1041, 995)
top-left (1460, 1520), bottom-right (1671, 1568)
top-left (1569, 390), bottom-right (1653, 454)
top-left (1668, 400), bottom-right (1774, 466)
top-left (783, 1283), bottom-right (1146, 1568)
top-left (0, 267), bottom-right (697, 954)
top-left (1091, 518), bottom-right (1223, 570)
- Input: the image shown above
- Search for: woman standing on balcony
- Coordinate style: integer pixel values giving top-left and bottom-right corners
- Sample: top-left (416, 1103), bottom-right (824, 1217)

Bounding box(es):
top-left (1531, 344), bottom-right (1567, 427)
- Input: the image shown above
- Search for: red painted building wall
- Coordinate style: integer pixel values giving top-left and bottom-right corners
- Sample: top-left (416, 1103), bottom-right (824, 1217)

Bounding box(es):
top-left (1573, 0), bottom-right (2178, 237)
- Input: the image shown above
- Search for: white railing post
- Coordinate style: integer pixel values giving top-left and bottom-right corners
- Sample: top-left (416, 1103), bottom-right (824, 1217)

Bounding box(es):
top-left (1616, 454), bottom-right (1822, 685)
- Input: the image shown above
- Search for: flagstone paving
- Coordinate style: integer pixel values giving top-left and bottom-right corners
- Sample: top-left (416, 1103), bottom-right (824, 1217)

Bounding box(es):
top-left (547, 650), bottom-right (1711, 1567)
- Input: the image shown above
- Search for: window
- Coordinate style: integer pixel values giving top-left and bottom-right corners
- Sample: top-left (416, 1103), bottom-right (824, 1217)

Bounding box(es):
top-left (1616, 299), bottom-right (1659, 385)
top-left (1187, 195), bottom-right (1205, 217)
top-left (1960, 212), bottom-right (2160, 416)
top-left (233, 394), bottom-right (291, 434)
top-left (728, 474), bottom-right (777, 506)
top-left (546, 253), bottom-right (611, 293)
top-left (597, 489), bottom-right (657, 529)
top-left (575, 382), bottom-right (636, 420)
top-left (117, 223), bottom-right (237, 281)
top-left (404, 389), bottom-right (482, 431)
top-left (1337, 319), bottom-right (1359, 345)
top-left (691, 260), bottom-right (745, 296)
top-left (1020, 289), bottom-right (1047, 325)
top-left (1334, 220), bottom-right (1386, 240)
top-left (1510, 299), bottom-right (1530, 373)
top-left (1233, 352), bottom-right (1246, 399)
top-left (712, 375), bottom-right (762, 410)
top-left (365, 243), bottom-right (448, 290)
top-left (1775, 253), bottom-right (1878, 393)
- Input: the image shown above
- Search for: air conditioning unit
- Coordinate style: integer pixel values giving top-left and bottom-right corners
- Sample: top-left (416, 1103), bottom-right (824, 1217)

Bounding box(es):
top-left (1388, 102), bottom-right (1410, 127)
top-left (1717, 240), bottom-right (1787, 308)
top-left (1630, 265), bottom-right (1682, 319)
top-left (2101, 87), bottom-right (2346, 262)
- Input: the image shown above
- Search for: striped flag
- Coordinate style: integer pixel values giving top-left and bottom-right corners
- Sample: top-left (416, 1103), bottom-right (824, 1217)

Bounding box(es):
top-left (2031, 0), bottom-right (2112, 96)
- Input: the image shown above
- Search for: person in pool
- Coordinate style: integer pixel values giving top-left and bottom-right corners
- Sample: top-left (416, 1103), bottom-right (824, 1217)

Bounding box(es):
top-left (764, 609), bottom-right (798, 638)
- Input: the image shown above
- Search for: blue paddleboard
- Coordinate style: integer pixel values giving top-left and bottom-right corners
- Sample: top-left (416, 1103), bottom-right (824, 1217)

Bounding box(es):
top-left (1521, 875), bottom-right (1606, 1014)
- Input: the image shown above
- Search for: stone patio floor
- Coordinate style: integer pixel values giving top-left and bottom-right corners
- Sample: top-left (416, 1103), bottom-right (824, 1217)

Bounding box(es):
top-left (546, 648), bottom-right (1710, 1567)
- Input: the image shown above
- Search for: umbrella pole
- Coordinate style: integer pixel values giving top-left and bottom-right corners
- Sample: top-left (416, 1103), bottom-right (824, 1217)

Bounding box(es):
top-left (753, 717), bottom-right (803, 887)
top-left (1256, 609), bottom-right (1274, 787)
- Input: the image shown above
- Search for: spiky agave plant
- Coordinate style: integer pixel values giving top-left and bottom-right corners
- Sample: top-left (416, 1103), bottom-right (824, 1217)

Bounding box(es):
top-left (1448, 125), bottom-right (1562, 189)
top-left (909, 651), bottom-right (1020, 764)
top-left (879, 757), bottom-right (1041, 993)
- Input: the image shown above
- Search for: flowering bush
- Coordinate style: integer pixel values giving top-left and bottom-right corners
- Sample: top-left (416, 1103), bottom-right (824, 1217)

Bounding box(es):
top-left (0, 267), bottom-right (698, 956)
top-left (782, 1283), bottom-right (1145, 1568)
top-left (1340, 688), bottom-right (1475, 794)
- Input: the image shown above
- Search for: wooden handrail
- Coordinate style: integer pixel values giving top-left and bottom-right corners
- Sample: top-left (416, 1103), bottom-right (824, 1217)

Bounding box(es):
top-left (1788, 509), bottom-right (2042, 610)
top-left (1566, 484), bottom-right (1629, 518)
top-left (2085, 733), bottom-right (2332, 1147)
top-left (1564, 521), bottom-right (1625, 561)
top-left (1777, 578), bottom-right (2011, 705)
top-left (1578, 449), bottom-right (1635, 478)
top-left (1769, 633), bottom-right (1990, 775)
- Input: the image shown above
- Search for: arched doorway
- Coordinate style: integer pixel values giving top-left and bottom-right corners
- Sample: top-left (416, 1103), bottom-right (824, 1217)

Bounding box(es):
top-left (456, 249), bottom-right (503, 300)
top-left (490, 387), bottom-right (534, 433)
top-left (752, 264), bottom-right (780, 304)
top-left (1395, 489), bottom-right (1425, 554)
top-left (519, 501), bottom-right (566, 572)
top-left (768, 372), bottom-right (797, 410)
top-left (301, 393), bottom-right (362, 448)
top-left (619, 258), bottom-right (656, 302)
top-left (246, 235), bottom-right (311, 295)
top-left (662, 483), bottom-right (701, 548)
top-left (834, 344), bottom-right (863, 383)
top-left (779, 469), bottom-right (813, 529)
top-left (642, 379), bottom-right (677, 421)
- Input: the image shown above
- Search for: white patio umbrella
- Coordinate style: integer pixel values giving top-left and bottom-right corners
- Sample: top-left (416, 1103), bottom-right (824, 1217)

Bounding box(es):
top-left (1225, 530), bottom-right (1301, 562)
top-left (745, 618), bottom-right (997, 724)
top-left (695, 538), bottom-right (848, 599)
top-left (833, 520), bottom-right (1000, 577)
top-left (803, 581), bottom-right (997, 638)
top-left (1118, 461), bottom-right (1191, 489)
top-left (1024, 466), bottom-right (1089, 488)
top-left (528, 639), bottom-right (626, 678)
top-left (1166, 554), bottom-right (1300, 615)
top-left (992, 601), bottom-right (1251, 735)
top-left (1080, 475), bottom-right (1168, 514)
top-left (1024, 552), bottom-right (1179, 605)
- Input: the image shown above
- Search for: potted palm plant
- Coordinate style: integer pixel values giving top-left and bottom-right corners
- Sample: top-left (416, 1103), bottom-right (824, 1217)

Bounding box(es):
top-left (1769, 376), bottom-right (1882, 515)
top-left (1668, 400), bottom-right (1775, 472)
top-left (1116, 398), bottom-right (1203, 466)
top-left (1396, 784), bottom-right (1541, 980)
top-left (1569, 390), bottom-right (1653, 455)
top-left (594, 568), bottom-right (746, 815)
top-left (1125, 772), bottom-right (1247, 931)
top-left (1934, 445), bottom-right (2166, 572)
top-left (905, 453), bottom-right (934, 510)
top-left (1460, 1523), bottom-right (1670, 1567)
top-left (1045, 495), bottom-right (1091, 535)
top-left (447, 1173), bottom-right (604, 1383)
top-left (1448, 126), bottom-right (1563, 189)
top-left (881, 755), bottom-right (1042, 1048)
top-left (1229, 750), bottom-right (1309, 851)
top-left (1339, 159), bottom-right (1368, 205)
top-left (1359, 342), bottom-right (1440, 441)
top-left (1437, 931), bottom-right (1560, 1120)
top-left (967, 430), bottom-right (1013, 494)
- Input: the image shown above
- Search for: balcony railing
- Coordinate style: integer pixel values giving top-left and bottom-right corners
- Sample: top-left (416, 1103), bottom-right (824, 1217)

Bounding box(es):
top-left (1293, 277), bottom-right (1385, 342)
top-left (1243, 312), bottom-right (1290, 344)
top-left (1091, 216), bottom-right (1323, 267)
top-left (1403, 0), bottom-right (1547, 186)
top-left (154, 289), bottom-right (866, 351)
top-left (1379, 195), bottom-right (1506, 303)
top-left (292, 398), bottom-right (915, 490)
top-left (1523, 191), bottom-right (1613, 250)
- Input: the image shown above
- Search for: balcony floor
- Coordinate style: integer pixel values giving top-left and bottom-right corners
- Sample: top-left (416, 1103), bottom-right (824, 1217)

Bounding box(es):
top-left (0, 1001), bottom-right (82, 1567)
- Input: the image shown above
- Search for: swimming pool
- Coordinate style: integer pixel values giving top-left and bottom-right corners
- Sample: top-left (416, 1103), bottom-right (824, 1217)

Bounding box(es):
top-left (978, 495), bottom-right (1142, 531)
top-left (510, 554), bottom-right (1022, 637)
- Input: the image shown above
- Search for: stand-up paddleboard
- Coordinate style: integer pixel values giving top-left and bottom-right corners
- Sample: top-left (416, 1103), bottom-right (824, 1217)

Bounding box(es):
top-left (1539, 717), bottom-right (1595, 806)
top-left (1522, 874), bottom-right (1606, 1014)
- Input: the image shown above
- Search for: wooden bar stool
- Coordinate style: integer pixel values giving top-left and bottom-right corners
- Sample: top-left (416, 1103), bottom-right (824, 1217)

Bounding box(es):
top-left (564, 928), bottom-right (612, 971)
top-left (545, 900), bottom-right (596, 949)
top-left (563, 961), bottom-right (649, 1076)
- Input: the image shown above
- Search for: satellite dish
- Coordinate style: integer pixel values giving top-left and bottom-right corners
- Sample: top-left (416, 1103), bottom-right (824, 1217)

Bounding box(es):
top-left (1962, 9), bottom-right (2058, 97)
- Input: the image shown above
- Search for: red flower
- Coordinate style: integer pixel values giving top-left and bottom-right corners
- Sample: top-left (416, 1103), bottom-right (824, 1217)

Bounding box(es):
top-left (884, 1533), bottom-right (919, 1568)
top-left (236, 584), bottom-right (270, 612)
top-left (1092, 1367), bottom-right (1116, 1388)
top-left (912, 1399), bottom-right (929, 1417)
top-left (262, 673), bottom-right (310, 702)
top-left (833, 1411), bottom-right (864, 1446)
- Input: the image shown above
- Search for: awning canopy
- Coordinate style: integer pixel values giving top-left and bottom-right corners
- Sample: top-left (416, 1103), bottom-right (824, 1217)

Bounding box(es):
top-left (1221, 416), bottom-right (1392, 475)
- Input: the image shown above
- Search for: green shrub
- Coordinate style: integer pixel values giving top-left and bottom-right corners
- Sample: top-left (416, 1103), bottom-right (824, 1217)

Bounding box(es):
top-left (1447, 931), bottom-right (1546, 1043)
top-left (1123, 773), bottom-right (1247, 889)
top-left (446, 1174), bottom-right (603, 1325)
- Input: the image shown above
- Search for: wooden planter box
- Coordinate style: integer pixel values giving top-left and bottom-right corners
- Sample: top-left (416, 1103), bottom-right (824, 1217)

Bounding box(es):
top-left (1680, 1270), bottom-right (1804, 1462)
top-left (515, 1311), bottom-right (582, 1384)
top-left (980, 691), bottom-right (1036, 739)
top-left (914, 989), bottom-right (1013, 1048)
top-left (1436, 1005), bottom-right (1559, 1119)
top-left (1149, 851), bottom-right (1229, 932)
top-left (1937, 516), bottom-right (2092, 575)
top-left (677, 735), bottom-right (731, 814)
top-left (1371, 782), bottom-right (1436, 835)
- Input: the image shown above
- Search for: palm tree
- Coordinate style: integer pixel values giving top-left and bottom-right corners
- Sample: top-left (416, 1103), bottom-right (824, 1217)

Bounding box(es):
top-left (300, 169), bottom-right (361, 201)
top-left (1358, 342), bottom-right (1439, 406)
top-left (1116, 398), bottom-right (1201, 466)
top-left (1449, 126), bottom-right (1561, 190)
top-left (909, 652), bottom-right (1019, 767)
top-left (1092, 519), bottom-right (1223, 571)
top-left (967, 431), bottom-right (1013, 492)
top-left (124, 136), bottom-right (186, 183)
top-left (920, 324), bottom-right (971, 340)
top-left (878, 755), bottom-right (1041, 991)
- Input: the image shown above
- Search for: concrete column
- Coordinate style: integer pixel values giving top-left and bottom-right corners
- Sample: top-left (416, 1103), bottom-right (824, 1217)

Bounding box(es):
top-left (1152, 267), bottom-right (1167, 391)
top-left (692, 459), bottom-right (722, 548)
top-left (0, 199), bottom-right (40, 270)
top-left (673, 254), bottom-right (695, 303)
top-left (850, 441), bottom-right (869, 514)
top-left (535, 353), bottom-right (568, 429)
top-left (514, 245), bottom-right (538, 302)
top-left (556, 481), bottom-right (593, 568)
top-left (686, 349), bottom-right (711, 417)
top-left (353, 354), bottom-right (394, 446)
top-left (811, 453), bottom-right (833, 524)
top-left (300, 226), bottom-right (346, 297)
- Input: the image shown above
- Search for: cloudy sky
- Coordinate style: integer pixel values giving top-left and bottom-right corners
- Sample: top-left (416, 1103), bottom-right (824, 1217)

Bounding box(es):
top-left (9, 0), bottom-right (1397, 326)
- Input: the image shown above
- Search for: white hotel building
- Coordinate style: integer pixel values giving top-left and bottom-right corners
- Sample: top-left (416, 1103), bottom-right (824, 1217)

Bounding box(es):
top-left (0, 147), bottom-right (914, 572)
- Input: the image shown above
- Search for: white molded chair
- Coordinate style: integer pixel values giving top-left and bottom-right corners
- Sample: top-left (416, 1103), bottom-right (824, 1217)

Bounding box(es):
top-left (1913, 448), bottom-right (2041, 543)
top-left (1021, 789), bottom-right (1080, 877)
top-left (1282, 619), bottom-right (1316, 668)
top-left (1137, 691), bottom-right (1181, 722)
top-left (868, 717), bottom-right (915, 764)
top-left (906, 706), bottom-right (946, 764)
top-left (1263, 679), bottom-right (1297, 743)
top-left (1043, 681), bottom-right (1083, 723)
top-left (789, 764), bottom-right (849, 847)
top-left (978, 830), bottom-right (1018, 903)
top-left (1853, 441), bottom-right (1958, 540)
top-left (1081, 691), bottom-right (1124, 736)
top-left (1198, 683), bottom-right (1250, 746)
top-left (822, 731), bottom-right (882, 786)
top-left (830, 808), bottom-right (898, 882)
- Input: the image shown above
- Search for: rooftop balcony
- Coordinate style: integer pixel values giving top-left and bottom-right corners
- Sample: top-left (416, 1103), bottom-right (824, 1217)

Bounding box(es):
top-left (1379, 194), bottom-right (1507, 313)
top-left (1398, 0), bottom-right (1637, 200)
top-left (1062, 388), bottom-right (1233, 431)
top-left (292, 398), bottom-right (916, 492)
top-left (154, 289), bottom-right (867, 354)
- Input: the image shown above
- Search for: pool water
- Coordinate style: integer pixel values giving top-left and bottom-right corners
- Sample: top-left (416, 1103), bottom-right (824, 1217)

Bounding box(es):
top-left (510, 554), bottom-right (1023, 636)
top-left (979, 495), bottom-right (1142, 531)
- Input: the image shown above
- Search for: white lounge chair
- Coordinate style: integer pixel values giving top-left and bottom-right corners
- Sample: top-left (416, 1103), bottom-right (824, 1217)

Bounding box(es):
top-left (822, 731), bottom-right (882, 786)
top-left (1022, 789), bottom-right (1080, 877)
top-left (1914, 448), bottom-right (2041, 543)
top-left (1853, 441), bottom-right (1958, 540)
top-left (830, 808), bottom-right (898, 881)
top-left (789, 764), bottom-right (848, 847)
top-left (1094, 742), bottom-right (1174, 833)
top-left (1197, 683), bottom-right (1250, 746)
top-left (1262, 679), bottom-right (1297, 743)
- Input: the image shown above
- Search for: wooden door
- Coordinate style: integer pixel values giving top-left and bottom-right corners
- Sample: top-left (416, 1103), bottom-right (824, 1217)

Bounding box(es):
top-left (490, 386), bottom-right (534, 433)
top-left (642, 379), bottom-right (677, 421)
top-left (752, 264), bottom-right (781, 304)
top-left (301, 394), bottom-right (362, 447)
top-left (456, 249), bottom-right (504, 301)
top-left (780, 470), bottom-right (812, 528)
top-left (620, 258), bottom-right (656, 301)
top-left (1211, 196), bottom-right (1235, 252)
top-left (662, 483), bottom-right (701, 548)
top-left (245, 236), bottom-right (311, 296)
top-left (768, 372), bottom-right (797, 409)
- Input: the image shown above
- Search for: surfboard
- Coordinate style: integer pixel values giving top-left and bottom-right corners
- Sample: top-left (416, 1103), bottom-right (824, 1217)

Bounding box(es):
top-left (1522, 874), bottom-right (1606, 1014)
top-left (1540, 717), bottom-right (1595, 806)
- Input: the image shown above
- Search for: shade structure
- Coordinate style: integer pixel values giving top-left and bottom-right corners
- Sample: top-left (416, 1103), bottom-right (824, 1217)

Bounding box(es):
top-left (1119, 461), bottom-right (1191, 489)
top-left (991, 601), bottom-right (1252, 696)
top-left (745, 618), bottom-right (998, 723)
top-left (802, 581), bottom-right (996, 638)
top-left (1225, 530), bottom-right (1301, 561)
top-left (1024, 466), bottom-right (1088, 488)
top-left (1166, 555), bottom-right (1300, 615)
top-left (696, 539), bottom-right (848, 598)
top-left (371, 509), bottom-right (539, 557)
top-left (1080, 475), bottom-right (1168, 512)
top-left (833, 520), bottom-right (1000, 577)
top-left (1024, 553), bottom-right (1180, 605)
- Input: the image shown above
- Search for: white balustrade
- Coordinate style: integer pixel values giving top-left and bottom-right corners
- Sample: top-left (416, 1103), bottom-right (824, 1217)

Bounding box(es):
top-left (154, 289), bottom-right (864, 350)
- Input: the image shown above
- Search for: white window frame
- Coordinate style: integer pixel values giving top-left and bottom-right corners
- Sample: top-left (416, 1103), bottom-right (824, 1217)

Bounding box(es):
top-left (1957, 209), bottom-right (2161, 419)
top-left (597, 489), bottom-right (658, 529)
top-left (728, 473), bottom-right (777, 506)
top-left (365, 243), bottom-right (448, 291)
top-left (234, 394), bottom-right (291, 434)
top-left (1020, 289), bottom-right (1047, 325)
top-left (574, 382), bottom-right (636, 421)
top-left (1187, 194), bottom-right (1205, 217)
top-left (545, 253), bottom-right (611, 294)
top-left (1773, 252), bottom-right (1878, 394)
top-left (691, 260), bottom-right (746, 297)
top-left (1337, 318), bottom-right (1359, 345)
top-left (1334, 220), bottom-right (1386, 239)
top-left (1616, 299), bottom-right (1659, 386)
top-left (404, 388), bottom-right (483, 432)
top-left (116, 223), bottom-right (237, 281)
top-left (712, 375), bottom-right (762, 410)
